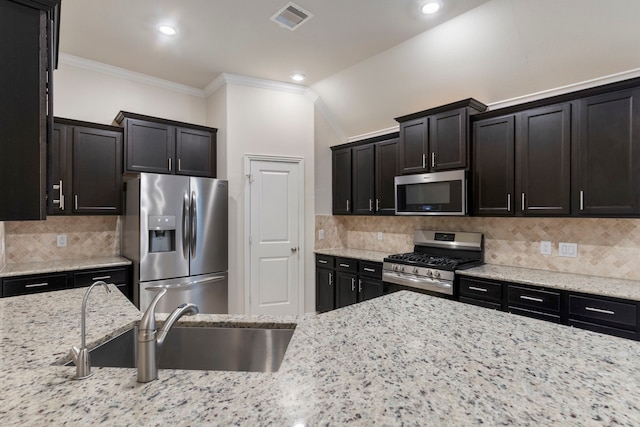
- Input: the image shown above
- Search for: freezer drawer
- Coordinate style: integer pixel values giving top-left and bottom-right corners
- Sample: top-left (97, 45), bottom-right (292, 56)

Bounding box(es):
top-left (140, 273), bottom-right (228, 314)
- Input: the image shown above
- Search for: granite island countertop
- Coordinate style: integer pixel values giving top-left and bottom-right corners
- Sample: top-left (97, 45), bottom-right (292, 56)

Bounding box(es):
top-left (0, 256), bottom-right (132, 278)
top-left (1, 286), bottom-right (640, 425)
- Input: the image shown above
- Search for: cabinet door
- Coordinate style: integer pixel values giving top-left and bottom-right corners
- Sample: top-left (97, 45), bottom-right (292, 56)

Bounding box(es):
top-left (336, 272), bottom-right (358, 308)
top-left (374, 138), bottom-right (399, 215)
top-left (399, 117), bottom-right (428, 174)
top-left (473, 116), bottom-right (515, 216)
top-left (72, 127), bottom-right (123, 214)
top-left (0, 1), bottom-right (48, 220)
top-left (517, 103), bottom-right (571, 215)
top-left (175, 127), bottom-right (216, 177)
top-left (125, 118), bottom-right (174, 174)
top-left (352, 145), bottom-right (375, 215)
top-left (358, 277), bottom-right (383, 302)
top-left (332, 148), bottom-right (352, 214)
top-left (315, 267), bottom-right (335, 312)
top-left (430, 108), bottom-right (467, 171)
top-left (47, 123), bottom-right (72, 214)
top-left (575, 89), bottom-right (640, 216)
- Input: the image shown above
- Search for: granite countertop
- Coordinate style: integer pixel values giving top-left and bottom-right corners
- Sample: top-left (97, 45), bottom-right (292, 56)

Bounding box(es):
top-left (314, 247), bottom-right (394, 263)
top-left (459, 264), bottom-right (640, 301)
top-left (0, 256), bottom-right (132, 278)
top-left (2, 287), bottom-right (640, 425)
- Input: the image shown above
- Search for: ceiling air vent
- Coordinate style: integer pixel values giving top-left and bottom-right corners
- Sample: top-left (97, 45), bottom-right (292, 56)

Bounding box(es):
top-left (270, 2), bottom-right (313, 31)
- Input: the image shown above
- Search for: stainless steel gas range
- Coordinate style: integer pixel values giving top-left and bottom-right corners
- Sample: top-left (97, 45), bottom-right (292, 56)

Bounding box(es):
top-left (383, 230), bottom-right (484, 296)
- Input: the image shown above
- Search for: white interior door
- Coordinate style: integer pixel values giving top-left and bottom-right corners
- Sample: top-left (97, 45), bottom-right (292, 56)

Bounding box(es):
top-left (246, 156), bottom-right (303, 315)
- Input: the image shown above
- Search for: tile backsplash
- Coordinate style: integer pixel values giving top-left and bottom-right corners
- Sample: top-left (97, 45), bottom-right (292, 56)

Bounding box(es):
top-left (316, 214), bottom-right (640, 281)
top-left (3, 216), bottom-right (120, 264)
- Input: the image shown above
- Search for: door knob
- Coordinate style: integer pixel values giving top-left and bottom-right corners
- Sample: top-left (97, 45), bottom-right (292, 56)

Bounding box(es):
top-left (291, 247), bottom-right (298, 253)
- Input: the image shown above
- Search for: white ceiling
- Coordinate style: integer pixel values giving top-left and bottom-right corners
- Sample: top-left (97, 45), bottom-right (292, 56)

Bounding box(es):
top-left (59, 0), bottom-right (640, 139)
top-left (59, 0), bottom-right (489, 88)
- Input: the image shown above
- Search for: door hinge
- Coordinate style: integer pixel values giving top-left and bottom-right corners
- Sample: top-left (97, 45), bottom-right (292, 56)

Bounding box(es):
top-left (246, 173), bottom-right (254, 183)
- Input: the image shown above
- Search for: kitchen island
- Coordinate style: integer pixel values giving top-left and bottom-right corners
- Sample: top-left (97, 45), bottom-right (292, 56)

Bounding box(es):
top-left (1, 286), bottom-right (639, 425)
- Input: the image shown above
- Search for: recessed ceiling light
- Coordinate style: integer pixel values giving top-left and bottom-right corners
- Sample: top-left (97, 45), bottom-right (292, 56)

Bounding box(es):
top-left (158, 25), bottom-right (177, 36)
top-left (289, 73), bottom-right (306, 82)
top-left (421, 1), bottom-right (441, 14)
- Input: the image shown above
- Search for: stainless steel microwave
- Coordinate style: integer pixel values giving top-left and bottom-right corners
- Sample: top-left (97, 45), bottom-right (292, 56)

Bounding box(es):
top-left (395, 170), bottom-right (467, 215)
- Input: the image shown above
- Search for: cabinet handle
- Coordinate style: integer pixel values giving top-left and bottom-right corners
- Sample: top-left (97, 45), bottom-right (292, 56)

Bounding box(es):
top-left (507, 193), bottom-right (511, 211)
top-left (178, 158), bottom-right (182, 172)
top-left (53, 180), bottom-right (65, 210)
top-left (369, 199), bottom-right (373, 212)
top-left (468, 286), bottom-right (488, 292)
top-left (376, 199), bottom-right (380, 212)
top-left (25, 282), bottom-right (48, 288)
top-left (351, 278), bottom-right (355, 292)
top-left (585, 306), bottom-right (615, 315)
top-left (92, 275), bottom-right (111, 281)
top-left (580, 190), bottom-right (584, 211)
top-left (431, 152), bottom-right (436, 168)
top-left (339, 263), bottom-right (350, 268)
top-left (520, 295), bottom-right (543, 303)
top-left (422, 154), bottom-right (427, 169)
top-left (358, 279), bottom-right (362, 293)
top-left (363, 268), bottom-right (376, 273)
top-left (74, 194), bottom-right (78, 210)
top-left (346, 200), bottom-right (349, 211)
top-left (329, 273), bottom-right (333, 286)
top-left (318, 259), bottom-right (328, 264)
top-left (521, 193), bottom-right (525, 211)
top-left (168, 158), bottom-right (172, 171)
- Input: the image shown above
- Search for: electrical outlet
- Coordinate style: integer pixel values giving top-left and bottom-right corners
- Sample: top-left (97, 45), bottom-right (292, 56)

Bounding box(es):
top-left (559, 242), bottom-right (578, 257)
top-left (540, 241), bottom-right (552, 255)
top-left (318, 229), bottom-right (325, 240)
top-left (56, 234), bottom-right (67, 247)
top-left (377, 232), bottom-right (383, 241)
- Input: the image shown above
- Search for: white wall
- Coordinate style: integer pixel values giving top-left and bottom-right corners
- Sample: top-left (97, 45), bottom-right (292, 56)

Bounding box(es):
top-left (314, 106), bottom-right (342, 215)
top-left (54, 60), bottom-right (206, 125)
top-left (210, 83), bottom-right (315, 314)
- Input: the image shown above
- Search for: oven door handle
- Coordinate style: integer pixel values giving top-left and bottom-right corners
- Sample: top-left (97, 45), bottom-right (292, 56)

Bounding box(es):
top-left (383, 271), bottom-right (452, 289)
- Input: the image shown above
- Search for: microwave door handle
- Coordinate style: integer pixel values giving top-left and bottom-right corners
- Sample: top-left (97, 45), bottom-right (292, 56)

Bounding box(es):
top-left (182, 192), bottom-right (190, 260)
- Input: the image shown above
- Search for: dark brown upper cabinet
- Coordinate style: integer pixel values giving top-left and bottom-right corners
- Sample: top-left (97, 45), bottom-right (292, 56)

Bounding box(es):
top-left (395, 99), bottom-right (487, 175)
top-left (115, 111), bottom-right (217, 178)
top-left (0, 0), bottom-right (59, 221)
top-left (516, 103), bottom-right (572, 216)
top-left (573, 88), bottom-right (640, 216)
top-left (331, 135), bottom-right (399, 216)
top-left (48, 118), bottom-right (123, 215)
top-left (473, 115), bottom-right (515, 216)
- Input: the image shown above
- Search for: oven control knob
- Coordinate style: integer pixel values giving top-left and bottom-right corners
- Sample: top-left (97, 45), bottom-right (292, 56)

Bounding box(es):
top-left (426, 269), bottom-right (433, 277)
top-left (393, 264), bottom-right (398, 271)
top-left (413, 267), bottom-right (419, 274)
top-left (434, 271), bottom-right (441, 279)
top-left (400, 266), bottom-right (406, 272)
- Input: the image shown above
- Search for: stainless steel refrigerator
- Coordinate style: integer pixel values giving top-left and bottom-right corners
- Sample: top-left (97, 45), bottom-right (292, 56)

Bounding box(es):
top-left (122, 173), bottom-right (228, 314)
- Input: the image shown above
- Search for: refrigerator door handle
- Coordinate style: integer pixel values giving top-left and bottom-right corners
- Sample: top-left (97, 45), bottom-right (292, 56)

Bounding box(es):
top-left (182, 192), bottom-right (190, 260)
top-left (146, 275), bottom-right (226, 292)
top-left (191, 191), bottom-right (197, 259)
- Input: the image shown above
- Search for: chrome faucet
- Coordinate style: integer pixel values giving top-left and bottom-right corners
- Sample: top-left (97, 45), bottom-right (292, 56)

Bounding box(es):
top-left (137, 288), bottom-right (198, 383)
top-left (70, 281), bottom-right (111, 380)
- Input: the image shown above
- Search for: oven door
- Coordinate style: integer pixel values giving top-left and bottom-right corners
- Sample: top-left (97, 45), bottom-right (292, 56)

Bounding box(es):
top-left (395, 170), bottom-right (466, 215)
top-left (382, 270), bottom-right (454, 295)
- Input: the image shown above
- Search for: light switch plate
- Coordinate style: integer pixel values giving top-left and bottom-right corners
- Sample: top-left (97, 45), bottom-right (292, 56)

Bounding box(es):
top-left (318, 229), bottom-right (325, 240)
top-left (559, 242), bottom-right (578, 257)
top-left (377, 232), bottom-right (383, 241)
top-left (57, 234), bottom-right (67, 247)
top-left (540, 241), bottom-right (552, 255)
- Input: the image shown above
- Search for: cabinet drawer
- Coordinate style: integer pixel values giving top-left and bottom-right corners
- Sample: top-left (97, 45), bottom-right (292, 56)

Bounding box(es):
top-left (569, 319), bottom-right (637, 341)
top-left (459, 296), bottom-right (502, 311)
top-left (359, 261), bottom-right (382, 279)
top-left (569, 295), bottom-right (637, 328)
top-left (3, 274), bottom-right (68, 297)
top-left (315, 255), bottom-right (335, 269)
top-left (336, 257), bottom-right (358, 273)
top-left (509, 306), bottom-right (562, 324)
top-left (74, 268), bottom-right (127, 288)
top-left (508, 285), bottom-right (561, 313)
top-left (459, 277), bottom-right (502, 302)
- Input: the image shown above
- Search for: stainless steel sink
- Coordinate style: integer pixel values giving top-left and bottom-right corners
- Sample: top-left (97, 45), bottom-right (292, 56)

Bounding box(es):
top-left (66, 326), bottom-right (295, 372)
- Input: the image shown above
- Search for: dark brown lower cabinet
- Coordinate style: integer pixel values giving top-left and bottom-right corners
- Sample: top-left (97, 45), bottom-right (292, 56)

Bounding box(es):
top-left (336, 271), bottom-right (358, 308)
top-left (315, 267), bottom-right (335, 313)
top-left (568, 293), bottom-right (638, 340)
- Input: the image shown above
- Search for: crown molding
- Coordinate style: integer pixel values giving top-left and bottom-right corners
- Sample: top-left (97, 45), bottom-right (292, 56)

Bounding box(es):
top-left (488, 67), bottom-right (640, 110)
top-left (309, 90), bottom-right (347, 142)
top-left (58, 53), bottom-right (205, 97)
top-left (204, 73), bottom-right (309, 97)
top-left (347, 125), bottom-right (400, 143)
